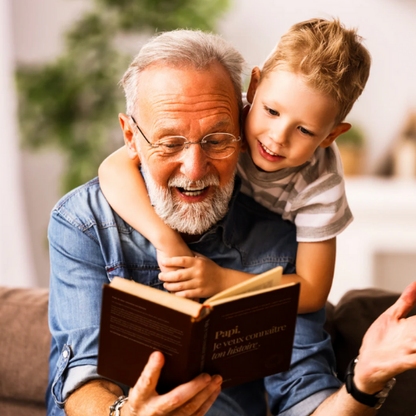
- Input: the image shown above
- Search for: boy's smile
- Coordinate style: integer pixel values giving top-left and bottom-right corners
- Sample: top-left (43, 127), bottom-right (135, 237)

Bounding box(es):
top-left (245, 68), bottom-right (350, 172)
top-left (257, 140), bottom-right (286, 162)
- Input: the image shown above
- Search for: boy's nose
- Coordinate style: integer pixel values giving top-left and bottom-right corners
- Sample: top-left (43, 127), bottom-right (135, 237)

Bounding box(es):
top-left (270, 125), bottom-right (289, 146)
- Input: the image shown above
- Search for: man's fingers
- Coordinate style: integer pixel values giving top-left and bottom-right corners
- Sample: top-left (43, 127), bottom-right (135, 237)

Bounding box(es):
top-left (157, 373), bottom-right (215, 414)
top-left (174, 375), bottom-right (222, 416)
top-left (129, 351), bottom-right (164, 406)
top-left (388, 281), bottom-right (416, 319)
top-left (193, 386), bottom-right (222, 416)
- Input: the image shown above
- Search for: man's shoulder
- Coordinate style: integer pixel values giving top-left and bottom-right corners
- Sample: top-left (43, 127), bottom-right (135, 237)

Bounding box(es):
top-left (51, 177), bottom-right (119, 231)
top-left (53, 177), bottom-right (101, 209)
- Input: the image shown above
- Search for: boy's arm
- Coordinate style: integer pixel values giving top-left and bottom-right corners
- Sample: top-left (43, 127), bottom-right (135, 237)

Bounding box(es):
top-left (282, 238), bottom-right (336, 313)
top-left (98, 146), bottom-right (192, 259)
top-left (160, 239), bottom-right (335, 307)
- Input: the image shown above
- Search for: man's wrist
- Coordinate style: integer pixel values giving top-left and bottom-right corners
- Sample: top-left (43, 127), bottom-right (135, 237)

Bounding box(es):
top-left (353, 357), bottom-right (389, 394)
top-left (109, 396), bottom-right (129, 416)
top-left (345, 357), bottom-right (396, 409)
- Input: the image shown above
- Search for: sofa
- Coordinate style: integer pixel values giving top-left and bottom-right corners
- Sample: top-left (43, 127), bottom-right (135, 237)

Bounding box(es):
top-left (1, 286), bottom-right (415, 416)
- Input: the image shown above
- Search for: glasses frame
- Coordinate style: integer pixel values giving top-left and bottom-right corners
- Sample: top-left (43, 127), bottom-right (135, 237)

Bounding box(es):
top-left (130, 115), bottom-right (241, 160)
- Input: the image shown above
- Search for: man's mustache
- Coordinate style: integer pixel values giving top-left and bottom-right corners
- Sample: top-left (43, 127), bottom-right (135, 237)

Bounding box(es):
top-left (168, 174), bottom-right (220, 190)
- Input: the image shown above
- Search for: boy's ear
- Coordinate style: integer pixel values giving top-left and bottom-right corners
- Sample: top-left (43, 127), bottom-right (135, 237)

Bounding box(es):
top-left (119, 113), bottom-right (139, 159)
top-left (247, 67), bottom-right (261, 104)
top-left (319, 122), bottom-right (351, 148)
top-left (239, 104), bottom-right (250, 153)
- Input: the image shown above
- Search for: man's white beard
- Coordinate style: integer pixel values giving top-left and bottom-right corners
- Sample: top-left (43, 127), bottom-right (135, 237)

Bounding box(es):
top-left (141, 164), bottom-right (235, 235)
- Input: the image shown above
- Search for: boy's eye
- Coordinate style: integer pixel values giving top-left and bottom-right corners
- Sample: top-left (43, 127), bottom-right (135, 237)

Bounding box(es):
top-left (298, 126), bottom-right (313, 136)
top-left (265, 106), bottom-right (279, 116)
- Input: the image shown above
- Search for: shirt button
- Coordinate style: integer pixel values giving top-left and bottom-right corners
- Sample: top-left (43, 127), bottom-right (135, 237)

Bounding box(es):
top-left (63, 350), bottom-right (69, 359)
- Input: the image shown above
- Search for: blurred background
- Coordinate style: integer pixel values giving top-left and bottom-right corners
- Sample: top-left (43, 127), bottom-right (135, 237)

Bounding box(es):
top-left (1, 0), bottom-right (416, 303)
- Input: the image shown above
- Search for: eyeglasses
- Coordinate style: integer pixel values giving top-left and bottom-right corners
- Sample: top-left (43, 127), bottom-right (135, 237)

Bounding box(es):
top-left (130, 115), bottom-right (241, 160)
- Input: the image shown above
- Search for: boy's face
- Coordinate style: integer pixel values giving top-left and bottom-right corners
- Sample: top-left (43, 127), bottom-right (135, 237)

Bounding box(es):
top-left (245, 68), bottom-right (350, 172)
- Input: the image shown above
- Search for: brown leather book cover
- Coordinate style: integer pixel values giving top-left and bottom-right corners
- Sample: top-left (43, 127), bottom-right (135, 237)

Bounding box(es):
top-left (202, 283), bottom-right (299, 388)
top-left (98, 280), bottom-right (299, 391)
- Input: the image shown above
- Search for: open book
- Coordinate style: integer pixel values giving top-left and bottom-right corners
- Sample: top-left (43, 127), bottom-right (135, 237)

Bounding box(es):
top-left (98, 266), bottom-right (299, 391)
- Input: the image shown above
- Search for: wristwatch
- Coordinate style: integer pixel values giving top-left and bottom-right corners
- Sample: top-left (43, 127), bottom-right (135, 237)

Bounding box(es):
top-left (345, 357), bottom-right (396, 410)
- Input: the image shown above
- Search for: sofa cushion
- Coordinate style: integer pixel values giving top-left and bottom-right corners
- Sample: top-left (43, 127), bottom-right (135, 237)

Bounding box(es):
top-left (0, 287), bottom-right (50, 407)
top-left (331, 288), bottom-right (416, 416)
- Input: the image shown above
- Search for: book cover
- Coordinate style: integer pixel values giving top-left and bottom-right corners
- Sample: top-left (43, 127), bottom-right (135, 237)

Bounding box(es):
top-left (98, 267), bottom-right (299, 391)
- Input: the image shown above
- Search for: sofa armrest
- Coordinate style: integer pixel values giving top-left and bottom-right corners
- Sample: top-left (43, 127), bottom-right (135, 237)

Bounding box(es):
top-left (0, 287), bottom-right (50, 408)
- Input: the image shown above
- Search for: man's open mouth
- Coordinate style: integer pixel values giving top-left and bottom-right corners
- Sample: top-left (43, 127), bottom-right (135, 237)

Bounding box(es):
top-left (176, 186), bottom-right (210, 197)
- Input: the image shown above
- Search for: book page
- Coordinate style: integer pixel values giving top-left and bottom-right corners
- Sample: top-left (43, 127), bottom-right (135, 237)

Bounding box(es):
top-left (205, 266), bottom-right (283, 305)
top-left (110, 277), bottom-right (203, 318)
top-left (207, 282), bottom-right (296, 307)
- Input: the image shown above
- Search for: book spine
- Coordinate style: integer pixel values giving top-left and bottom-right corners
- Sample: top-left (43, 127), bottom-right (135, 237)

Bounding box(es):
top-left (200, 317), bottom-right (210, 372)
top-left (184, 316), bottom-right (208, 377)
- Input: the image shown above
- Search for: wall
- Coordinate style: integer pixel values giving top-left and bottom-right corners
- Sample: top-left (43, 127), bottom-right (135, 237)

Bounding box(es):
top-left (0, 0), bottom-right (35, 286)
top-left (11, 0), bottom-right (89, 287)
top-left (8, 0), bottom-right (416, 293)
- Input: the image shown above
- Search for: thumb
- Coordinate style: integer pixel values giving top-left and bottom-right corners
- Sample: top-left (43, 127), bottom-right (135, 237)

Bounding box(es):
top-left (387, 281), bottom-right (416, 320)
top-left (129, 352), bottom-right (164, 407)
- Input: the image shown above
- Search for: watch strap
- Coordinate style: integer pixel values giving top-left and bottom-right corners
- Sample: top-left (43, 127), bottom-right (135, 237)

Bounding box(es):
top-left (345, 358), bottom-right (396, 410)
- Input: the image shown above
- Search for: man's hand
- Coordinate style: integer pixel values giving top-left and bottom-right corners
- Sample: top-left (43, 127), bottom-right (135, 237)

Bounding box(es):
top-left (126, 351), bottom-right (222, 416)
top-left (158, 253), bottom-right (227, 298)
top-left (354, 281), bottom-right (416, 394)
top-left (311, 282), bottom-right (416, 416)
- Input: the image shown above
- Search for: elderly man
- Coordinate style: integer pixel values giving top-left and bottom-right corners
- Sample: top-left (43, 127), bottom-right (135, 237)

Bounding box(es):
top-left (47, 30), bottom-right (416, 416)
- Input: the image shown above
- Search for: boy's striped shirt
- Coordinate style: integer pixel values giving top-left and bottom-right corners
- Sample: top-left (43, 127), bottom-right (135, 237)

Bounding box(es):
top-left (237, 142), bottom-right (352, 242)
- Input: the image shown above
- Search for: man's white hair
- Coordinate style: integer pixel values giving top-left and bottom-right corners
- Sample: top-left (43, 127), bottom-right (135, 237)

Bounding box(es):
top-left (120, 29), bottom-right (245, 117)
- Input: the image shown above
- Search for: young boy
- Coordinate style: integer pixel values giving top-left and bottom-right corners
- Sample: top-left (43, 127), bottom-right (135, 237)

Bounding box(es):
top-left (99, 18), bottom-right (371, 312)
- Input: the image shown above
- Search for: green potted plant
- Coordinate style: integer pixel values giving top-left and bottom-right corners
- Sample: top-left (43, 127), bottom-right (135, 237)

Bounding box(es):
top-left (16, 0), bottom-right (231, 193)
top-left (336, 123), bottom-right (366, 176)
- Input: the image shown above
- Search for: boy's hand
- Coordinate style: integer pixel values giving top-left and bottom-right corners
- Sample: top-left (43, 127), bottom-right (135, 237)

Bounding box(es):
top-left (156, 246), bottom-right (194, 274)
top-left (158, 253), bottom-right (226, 298)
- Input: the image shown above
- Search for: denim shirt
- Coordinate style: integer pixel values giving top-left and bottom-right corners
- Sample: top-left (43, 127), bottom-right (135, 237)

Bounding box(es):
top-left (47, 177), bottom-right (341, 416)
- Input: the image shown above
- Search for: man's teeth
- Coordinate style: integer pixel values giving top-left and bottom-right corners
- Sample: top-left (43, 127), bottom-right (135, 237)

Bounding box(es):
top-left (260, 142), bottom-right (278, 156)
top-left (180, 187), bottom-right (207, 196)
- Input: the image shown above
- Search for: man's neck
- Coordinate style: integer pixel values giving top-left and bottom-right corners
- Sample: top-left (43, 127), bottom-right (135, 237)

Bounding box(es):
top-left (180, 233), bottom-right (203, 244)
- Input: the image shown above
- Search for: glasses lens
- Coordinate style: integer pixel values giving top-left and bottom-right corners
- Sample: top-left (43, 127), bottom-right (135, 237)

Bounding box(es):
top-left (202, 133), bottom-right (239, 159)
top-left (157, 137), bottom-right (186, 154)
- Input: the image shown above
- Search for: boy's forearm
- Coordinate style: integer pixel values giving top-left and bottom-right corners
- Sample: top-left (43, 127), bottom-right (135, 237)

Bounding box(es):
top-left (99, 146), bottom-right (191, 256)
top-left (281, 273), bottom-right (328, 313)
top-left (291, 239), bottom-right (336, 313)
top-left (218, 269), bottom-right (255, 292)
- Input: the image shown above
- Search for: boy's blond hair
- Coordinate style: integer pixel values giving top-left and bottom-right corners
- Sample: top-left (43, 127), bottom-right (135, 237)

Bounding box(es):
top-left (261, 18), bottom-right (371, 125)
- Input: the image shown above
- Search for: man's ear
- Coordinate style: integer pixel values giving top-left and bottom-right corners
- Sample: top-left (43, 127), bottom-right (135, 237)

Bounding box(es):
top-left (119, 113), bottom-right (139, 159)
top-left (319, 122), bottom-right (351, 148)
top-left (247, 67), bottom-right (261, 104)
